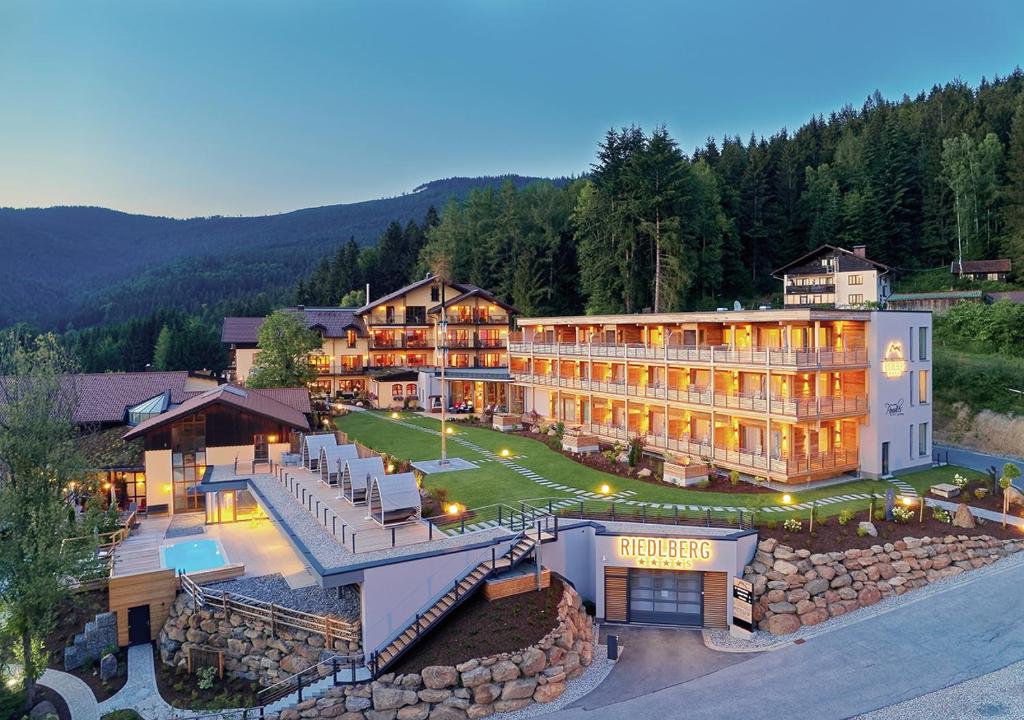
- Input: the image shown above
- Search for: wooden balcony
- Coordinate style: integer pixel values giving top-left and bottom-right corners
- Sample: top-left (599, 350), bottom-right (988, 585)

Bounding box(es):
top-left (508, 341), bottom-right (867, 369)
top-left (512, 373), bottom-right (866, 420)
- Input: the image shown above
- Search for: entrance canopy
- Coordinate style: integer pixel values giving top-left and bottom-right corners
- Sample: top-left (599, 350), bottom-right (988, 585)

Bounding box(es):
top-left (340, 456), bottom-right (386, 505)
top-left (320, 444), bottom-right (360, 485)
top-left (367, 472), bottom-right (421, 526)
top-left (302, 433), bottom-right (337, 470)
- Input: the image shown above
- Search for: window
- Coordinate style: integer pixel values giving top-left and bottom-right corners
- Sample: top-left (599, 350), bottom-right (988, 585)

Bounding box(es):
top-left (848, 293), bottom-right (863, 304)
top-left (391, 384), bottom-right (403, 398)
top-left (909, 328), bottom-right (915, 362)
top-left (813, 295), bottom-right (822, 305)
top-left (909, 425), bottom-right (915, 457)
top-left (909, 371), bottom-right (915, 405)
top-left (799, 295), bottom-right (808, 305)
top-left (919, 423), bottom-right (928, 456)
top-left (310, 354), bottom-right (331, 374)
top-left (918, 327), bottom-right (928, 361)
top-left (918, 370), bottom-right (928, 404)
top-left (430, 286), bottom-right (440, 302)
top-left (406, 383), bottom-right (417, 397)
top-left (346, 329), bottom-right (357, 348)
top-left (406, 306), bottom-right (426, 325)
top-left (849, 274), bottom-right (863, 286)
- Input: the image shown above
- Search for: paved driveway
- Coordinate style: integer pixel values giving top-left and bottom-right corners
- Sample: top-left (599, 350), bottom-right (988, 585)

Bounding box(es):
top-left (934, 443), bottom-right (1023, 474)
top-left (553, 557), bottom-right (1024, 719)
top-left (567, 626), bottom-right (755, 710)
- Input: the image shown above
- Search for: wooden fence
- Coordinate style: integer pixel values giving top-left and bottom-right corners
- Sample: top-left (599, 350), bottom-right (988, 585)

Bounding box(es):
top-left (179, 574), bottom-right (360, 646)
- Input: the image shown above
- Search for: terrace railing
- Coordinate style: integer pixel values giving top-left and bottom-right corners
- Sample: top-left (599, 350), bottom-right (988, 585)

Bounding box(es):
top-left (423, 501), bottom-right (557, 538)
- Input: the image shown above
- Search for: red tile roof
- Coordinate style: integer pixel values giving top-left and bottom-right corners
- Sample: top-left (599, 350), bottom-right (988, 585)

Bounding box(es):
top-left (71, 371), bottom-right (194, 425)
top-left (950, 258), bottom-right (1012, 274)
top-left (123, 384), bottom-right (309, 440)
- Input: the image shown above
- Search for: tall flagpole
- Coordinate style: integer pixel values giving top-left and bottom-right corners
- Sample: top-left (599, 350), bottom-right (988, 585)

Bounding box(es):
top-left (439, 278), bottom-right (448, 465)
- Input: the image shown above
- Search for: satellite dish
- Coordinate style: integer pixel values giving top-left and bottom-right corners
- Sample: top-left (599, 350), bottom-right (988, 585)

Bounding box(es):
top-left (733, 300), bottom-right (743, 311)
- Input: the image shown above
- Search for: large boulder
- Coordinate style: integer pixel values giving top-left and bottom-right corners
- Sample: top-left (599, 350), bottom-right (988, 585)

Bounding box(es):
top-left (858, 522), bottom-right (877, 537)
top-left (99, 652), bottom-right (118, 682)
top-left (421, 666), bottom-right (458, 689)
top-left (489, 660), bottom-right (519, 682)
top-left (1005, 485), bottom-right (1024, 508)
top-left (952, 504), bottom-right (976, 529)
top-left (764, 613), bottom-right (801, 635)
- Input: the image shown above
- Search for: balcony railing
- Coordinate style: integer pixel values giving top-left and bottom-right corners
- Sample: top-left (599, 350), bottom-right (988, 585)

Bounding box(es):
top-left (311, 361), bottom-right (365, 375)
top-left (508, 342), bottom-right (868, 368)
top-left (370, 336), bottom-right (433, 349)
top-left (785, 282), bottom-right (835, 295)
top-left (445, 310), bottom-right (510, 325)
top-left (511, 373), bottom-right (866, 420)
top-left (577, 425), bottom-right (858, 478)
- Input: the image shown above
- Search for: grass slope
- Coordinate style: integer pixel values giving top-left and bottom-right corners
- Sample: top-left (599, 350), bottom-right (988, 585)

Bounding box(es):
top-left (336, 411), bottom-right (902, 517)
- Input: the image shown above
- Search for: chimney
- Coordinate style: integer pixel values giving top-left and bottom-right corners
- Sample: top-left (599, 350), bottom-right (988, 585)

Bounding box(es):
top-left (852, 245), bottom-right (867, 258)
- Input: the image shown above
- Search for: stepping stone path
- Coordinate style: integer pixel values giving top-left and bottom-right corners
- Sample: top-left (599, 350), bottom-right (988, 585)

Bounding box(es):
top-left (364, 413), bottom-right (906, 534)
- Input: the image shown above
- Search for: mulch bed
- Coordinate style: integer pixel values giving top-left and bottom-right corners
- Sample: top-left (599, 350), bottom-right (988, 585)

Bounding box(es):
top-left (37, 686), bottom-right (72, 720)
top-left (153, 644), bottom-right (260, 711)
top-left (44, 588), bottom-right (129, 701)
top-left (756, 510), bottom-right (1023, 553)
top-left (391, 580), bottom-right (565, 675)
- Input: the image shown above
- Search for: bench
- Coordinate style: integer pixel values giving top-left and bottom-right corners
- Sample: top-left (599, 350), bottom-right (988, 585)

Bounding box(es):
top-left (930, 483), bottom-right (961, 499)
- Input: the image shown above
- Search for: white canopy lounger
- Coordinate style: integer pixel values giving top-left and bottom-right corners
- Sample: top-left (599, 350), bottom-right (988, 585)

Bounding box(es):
top-left (301, 433), bottom-right (337, 471)
top-left (367, 472), bottom-right (421, 526)
top-left (340, 456), bottom-right (386, 505)
top-left (319, 444), bottom-right (360, 485)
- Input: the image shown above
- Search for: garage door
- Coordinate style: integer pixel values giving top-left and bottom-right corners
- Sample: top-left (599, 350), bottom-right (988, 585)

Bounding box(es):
top-left (628, 569), bottom-right (703, 626)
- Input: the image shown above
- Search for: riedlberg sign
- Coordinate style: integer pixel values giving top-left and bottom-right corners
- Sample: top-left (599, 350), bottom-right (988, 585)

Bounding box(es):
top-left (616, 536), bottom-right (714, 570)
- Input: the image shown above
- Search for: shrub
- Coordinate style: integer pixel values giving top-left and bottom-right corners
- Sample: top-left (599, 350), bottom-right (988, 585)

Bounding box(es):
top-left (932, 507), bottom-right (952, 523)
top-left (765, 520), bottom-right (778, 530)
top-left (837, 509), bottom-right (854, 526)
top-left (729, 470), bottom-right (741, 486)
top-left (783, 517), bottom-right (802, 533)
top-left (197, 666), bottom-right (217, 691)
top-left (974, 488), bottom-right (988, 500)
top-left (856, 525), bottom-right (869, 537)
top-left (892, 505), bottom-right (914, 523)
top-left (627, 433), bottom-right (646, 467)
top-left (952, 473), bottom-right (969, 489)
top-left (695, 478), bottom-right (710, 489)
top-left (553, 421), bottom-right (565, 438)
top-left (873, 507), bottom-right (885, 522)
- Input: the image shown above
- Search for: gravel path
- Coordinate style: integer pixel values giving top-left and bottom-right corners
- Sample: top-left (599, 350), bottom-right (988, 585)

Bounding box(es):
top-left (38, 667), bottom-right (99, 720)
top-left (704, 547), bottom-right (1024, 652)
top-left (857, 658), bottom-right (1024, 719)
top-left (205, 573), bottom-right (361, 619)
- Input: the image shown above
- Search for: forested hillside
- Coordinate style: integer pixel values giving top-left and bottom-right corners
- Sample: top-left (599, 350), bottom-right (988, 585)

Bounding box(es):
top-left (0, 175), bottom-right (559, 329)
top-left (408, 72), bottom-right (1024, 317)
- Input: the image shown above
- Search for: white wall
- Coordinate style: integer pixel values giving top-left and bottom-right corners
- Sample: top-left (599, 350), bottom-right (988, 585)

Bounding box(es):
top-left (861, 311), bottom-right (933, 477)
top-left (359, 538), bottom-right (517, 654)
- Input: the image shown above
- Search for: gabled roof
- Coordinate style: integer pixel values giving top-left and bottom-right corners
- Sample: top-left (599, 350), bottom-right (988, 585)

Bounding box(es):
top-left (369, 472), bottom-right (421, 512)
top-left (249, 387), bottom-right (312, 415)
top-left (950, 258), bottom-right (1012, 274)
top-left (427, 286), bottom-right (518, 315)
top-left (70, 371), bottom-right (195, 425)
top-left (123, 384), bottom-right (310, 439)
top-left (773, 245), bottom-right (889, 278)
top-left (321, 444), bottom-right (359, 468)
top-left (358, 275), bottom-right (472, 313)
top-left (222, 308), bottom-right (366, 345)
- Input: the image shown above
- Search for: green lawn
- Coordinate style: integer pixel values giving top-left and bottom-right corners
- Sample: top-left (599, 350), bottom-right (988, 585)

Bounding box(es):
top-left (336, 410), bottom-right (907, 517)
top-left (892, 464), bottom-right (990, 495)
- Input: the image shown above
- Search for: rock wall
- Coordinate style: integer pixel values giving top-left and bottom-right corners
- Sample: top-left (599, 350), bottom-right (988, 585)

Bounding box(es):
top-left (268, 582), bottom-right (594, 720)
top-left (158, 594), bottom-right (362, 685)
top-left (746, 534), bottom-right (1022, 635)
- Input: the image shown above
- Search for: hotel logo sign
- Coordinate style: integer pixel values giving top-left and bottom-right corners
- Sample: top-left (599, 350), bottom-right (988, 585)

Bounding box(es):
top-left (617, 536), bottom-right (713, 570)
top-left (881, 342), bottom-right (908, 379)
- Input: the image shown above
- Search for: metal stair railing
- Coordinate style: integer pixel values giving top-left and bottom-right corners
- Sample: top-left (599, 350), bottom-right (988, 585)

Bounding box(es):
top-left (368, 531), bottom-right (528, 676)
top-left (256, 652), bottom-right (366, 707)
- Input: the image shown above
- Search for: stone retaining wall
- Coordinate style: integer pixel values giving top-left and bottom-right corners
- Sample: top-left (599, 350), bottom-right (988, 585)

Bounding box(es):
top-left (158, 594), bottom-right (362, 685)
top-left (746, 534), bottom-right (1022, 635)
top-left (268, 581), bottom-right (594, 720)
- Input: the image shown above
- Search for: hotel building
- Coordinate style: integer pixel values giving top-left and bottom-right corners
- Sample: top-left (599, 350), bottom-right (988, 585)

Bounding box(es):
top-left (223, 276), bottom-right (517, 410)
top-left (508, 308), bottom-right (932, 484)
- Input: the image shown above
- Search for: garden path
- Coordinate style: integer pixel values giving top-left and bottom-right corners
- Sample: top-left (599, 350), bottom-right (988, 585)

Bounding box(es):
top-left (38, 667), bottom-right (99, 720)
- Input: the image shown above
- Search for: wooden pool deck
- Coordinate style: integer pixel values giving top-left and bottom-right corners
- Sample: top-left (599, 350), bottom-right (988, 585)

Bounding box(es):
top-left (110, 514), bottom-right (169, 577)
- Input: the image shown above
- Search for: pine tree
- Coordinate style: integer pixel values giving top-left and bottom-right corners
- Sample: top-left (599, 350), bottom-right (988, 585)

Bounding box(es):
top-left (1004, 96), bottom-right (1024, 276)
top-left (152, 324), bottom-right (174, 370)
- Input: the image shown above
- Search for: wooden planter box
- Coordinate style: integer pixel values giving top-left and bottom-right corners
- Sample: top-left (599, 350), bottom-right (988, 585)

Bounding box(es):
top-left (561, 431), bottom-right (600, 454)
top-left (663, 461), bottom-right (709, 487)
top-left (483, 569), bottom-right (550, 600)
top-left (492, 413), bottom-right (522, 432)
top-left (930, 483), bottom-right (961, 499)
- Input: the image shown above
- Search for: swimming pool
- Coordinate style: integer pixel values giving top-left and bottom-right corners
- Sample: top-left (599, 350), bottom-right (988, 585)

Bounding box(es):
top-left (161, 539), bottom-right (228, 574)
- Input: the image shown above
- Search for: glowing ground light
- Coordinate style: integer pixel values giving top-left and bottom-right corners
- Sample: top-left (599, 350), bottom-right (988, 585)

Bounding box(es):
top-left (781, 494), bottom-right (792, 505)
top-left (447, 503), bottom-right (460, 515)
top-left (387, 464), bottom-right (395, 473)
top-left (600, 484), bottom-right (611, 495)
top-left (391, 412), bottom-right (400, 419)
top-left (500, 449), bottom-right (511, 457)
top-left (446, 427), bottom-right (454, 435)
top-left (902, 496), bottom-right (914, 506)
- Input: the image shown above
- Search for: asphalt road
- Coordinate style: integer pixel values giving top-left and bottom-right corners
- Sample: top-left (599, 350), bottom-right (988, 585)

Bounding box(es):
top-left (553, 558), bottom-right (1024, 720)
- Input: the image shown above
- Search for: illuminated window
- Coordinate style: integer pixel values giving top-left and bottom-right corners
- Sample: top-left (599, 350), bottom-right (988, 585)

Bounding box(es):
top-left (848, 293), bottom-right (863, 304)
top-left (918, 370), bottom-right (928, 404)
top-left (392, 384), bottom-right (403, 398)
top-left (849, 274), bottom-right (863, 286)
top-left (310, 354), bottom-right (331, 374)
top-left (346, 329), bottom-right (357, 348)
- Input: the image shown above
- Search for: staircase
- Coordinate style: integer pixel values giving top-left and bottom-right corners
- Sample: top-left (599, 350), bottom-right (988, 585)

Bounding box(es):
top-left (370, 531), bottom-right (539, 675)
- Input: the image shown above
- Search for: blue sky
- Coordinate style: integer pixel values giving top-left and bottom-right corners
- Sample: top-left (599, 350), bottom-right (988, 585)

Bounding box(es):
top-left (1, 0), bottom-right (1022, 218)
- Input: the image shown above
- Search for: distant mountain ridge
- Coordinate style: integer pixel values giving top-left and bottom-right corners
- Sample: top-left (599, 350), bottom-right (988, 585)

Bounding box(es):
top-left (0, 175), bottom-right (566, 329)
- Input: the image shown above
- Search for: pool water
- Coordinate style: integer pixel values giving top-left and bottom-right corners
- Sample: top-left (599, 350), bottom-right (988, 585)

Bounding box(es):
top-left (161, 539), bottom-right (227, 574)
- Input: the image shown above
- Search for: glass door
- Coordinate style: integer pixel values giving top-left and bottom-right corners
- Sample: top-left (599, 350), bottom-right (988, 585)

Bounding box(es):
top-left (882, 441), bottom-right (890, 476)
